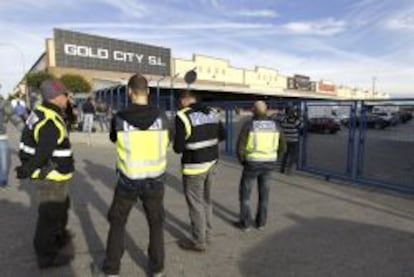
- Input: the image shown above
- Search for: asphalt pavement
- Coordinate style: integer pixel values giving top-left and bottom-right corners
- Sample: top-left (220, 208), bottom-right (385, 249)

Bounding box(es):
top-left (0, 129), bottom-right (413, 277)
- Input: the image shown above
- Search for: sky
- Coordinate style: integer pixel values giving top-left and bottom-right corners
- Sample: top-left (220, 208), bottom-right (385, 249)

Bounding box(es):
top-left (0, 0), bottom-right (414, 97)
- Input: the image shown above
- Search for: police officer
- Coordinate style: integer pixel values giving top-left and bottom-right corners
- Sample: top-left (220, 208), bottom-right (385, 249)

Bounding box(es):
top-left (174, 90), bottom-right (226, 251)
top-left (92, 74), bottom-right (170, 277)
top-left (235, 101), bottom-right (286, 231)
top-left (16, 80), bottom-right (74, 268)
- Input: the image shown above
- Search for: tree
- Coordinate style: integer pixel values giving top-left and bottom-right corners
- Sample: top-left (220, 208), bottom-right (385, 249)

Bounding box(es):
top-left (25, 71), bottom-right (55, 90)
top-left (60, 74), bottom-right (91, 93)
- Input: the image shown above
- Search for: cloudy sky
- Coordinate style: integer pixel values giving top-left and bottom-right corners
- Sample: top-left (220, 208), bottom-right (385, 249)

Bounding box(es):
top-left (0, 0), bottom-right (414, 97)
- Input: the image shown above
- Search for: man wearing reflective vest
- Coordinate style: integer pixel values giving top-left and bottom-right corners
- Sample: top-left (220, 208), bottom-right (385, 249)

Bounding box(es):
top-left (235, 101), bottom-right (286, 232)
top-left (92, 74), bottom-right (170, 277)
top-left (16, 80), bottom-right (74, 269)
top-left (174, 90), bottom-right (226, 252)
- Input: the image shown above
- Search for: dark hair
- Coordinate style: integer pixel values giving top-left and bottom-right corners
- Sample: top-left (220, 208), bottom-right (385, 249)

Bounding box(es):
top-left (128, 74), bottom-right (148, 95)
top-left (178, 90), bottom-right (196, 100)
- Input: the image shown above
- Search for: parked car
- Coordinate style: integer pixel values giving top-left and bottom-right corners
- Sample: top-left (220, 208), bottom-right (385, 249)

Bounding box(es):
top-left (373, 112), bottom-right (399, 126)
top-left (399, 111), bottom-right (413, 124)
top-left (307, 117), bottom-right (341, 134)
top-left (342, 114), bottom-right (390, 129)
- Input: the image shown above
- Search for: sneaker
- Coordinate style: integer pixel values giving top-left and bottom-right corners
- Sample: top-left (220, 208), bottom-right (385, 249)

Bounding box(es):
top-left (233, 221), bottom-right (251, 232)
top-left (178, 239), bottom-right (206, 252)
top-left (37, 252), bottom-right (73, 269)
top-left (152, 271), bottom-right (165, 277)
top-left (257, 225), bottom-right (265, 231)
top-left (90, 263), bottom-right (119, 277)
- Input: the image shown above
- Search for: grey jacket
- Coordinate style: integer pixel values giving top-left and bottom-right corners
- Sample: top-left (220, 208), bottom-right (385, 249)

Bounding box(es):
top-left (0, 97), bottom-right (24, 137)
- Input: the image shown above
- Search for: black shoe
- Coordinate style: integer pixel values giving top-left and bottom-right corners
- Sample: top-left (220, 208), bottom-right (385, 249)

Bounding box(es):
top-left (178, 239), bottom-right (206, 252)
top-left (233, 221), bottom-right (251, 232)
top-left (37, 252), bottom-right (73, 269)
top-left (56, 229), bottom-right (75, 248)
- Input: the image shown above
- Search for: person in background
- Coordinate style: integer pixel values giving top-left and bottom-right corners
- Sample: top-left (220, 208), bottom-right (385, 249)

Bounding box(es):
top-left (14, 97), bottom-right (28, 121)
top-left (96, 100), bottom-right (109, 132)
top-left (0, 95), bottom-right (24, 187)
top-left (173, 90), bottom-right (226, 252)
top-left (82, 97), bottom-right (95, 133)
top-left (235, 101), bottom-right (286, 232)
top-left (64, 94), bottom-right (76, 133)
top-left (280, 107), bottom-right (303, 174)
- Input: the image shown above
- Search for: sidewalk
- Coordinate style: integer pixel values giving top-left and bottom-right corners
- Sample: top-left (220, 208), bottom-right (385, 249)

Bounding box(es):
top-left (1, 131), bottom-right (413, 277)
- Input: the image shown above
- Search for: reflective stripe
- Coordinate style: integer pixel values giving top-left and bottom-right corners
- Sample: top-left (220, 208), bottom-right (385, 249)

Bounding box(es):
top-left (246, 155), bottom-right (277, 162)
top-left (185, 138), bottom-right (219, 150)
top-left (19, 143), bottom-right (72, 157)
top-left (121, 156), bottom-right (167, 167)
top-left (34, 106), bottom-right (66, 144)
top-left (182, 160), bottom-right (216, 175)
top-left (0, 135), bottom-right (7, 140)
top-left (177, 109), bottom-right (192, 140)
top-left (120, 169), bottom-right (165, 180)
top-left (32, 169), bottom-right (73, 182)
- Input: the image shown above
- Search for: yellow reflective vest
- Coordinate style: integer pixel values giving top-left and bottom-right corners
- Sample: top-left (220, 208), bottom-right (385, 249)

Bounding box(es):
top-left (116, 117), bottom-right (169, 180)
top-left (245, 120), bottom-right (280, 162)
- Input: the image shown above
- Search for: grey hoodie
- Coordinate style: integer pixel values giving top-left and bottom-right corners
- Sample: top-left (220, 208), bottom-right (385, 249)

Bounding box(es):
top-left (0, 97), bottom-right (24, 138)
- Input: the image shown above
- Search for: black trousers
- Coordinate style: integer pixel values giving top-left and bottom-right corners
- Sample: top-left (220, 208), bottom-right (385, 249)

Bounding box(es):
top-left (102, 179), bottom-right (165, 275)
top-left (281, 142), bottom-right (299, 173)
top-left (34, 197), bottom-right (70, 262)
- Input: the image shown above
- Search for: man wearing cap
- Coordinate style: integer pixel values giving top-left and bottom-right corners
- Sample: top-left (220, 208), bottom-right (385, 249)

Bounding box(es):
top-left (234, 101), bottom-right (286, 231)
top-left (16, 80), bottom-right (75, 269)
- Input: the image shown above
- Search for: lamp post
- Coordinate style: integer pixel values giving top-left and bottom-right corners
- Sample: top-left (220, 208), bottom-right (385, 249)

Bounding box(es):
top-left (170, 73), bottom-right (180, 114)
top-left (156, 75), bottom-right (166, 108)
top-left (372, 76), bottom-right (377, 97)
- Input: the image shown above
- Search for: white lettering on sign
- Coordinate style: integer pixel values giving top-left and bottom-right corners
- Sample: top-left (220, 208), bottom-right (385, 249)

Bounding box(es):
top-left (63, 43), bottom-right (166, 66)
top-left (149, 56), bottom-right (166, 66)
top-left (64, 44), bottom-right (109, 59)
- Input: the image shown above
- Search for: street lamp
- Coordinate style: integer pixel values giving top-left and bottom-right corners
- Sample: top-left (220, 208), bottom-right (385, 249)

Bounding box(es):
top-left (372, 76), bottom-right (377, 96)
top-left (156, 75), bottom-right (166, 108)
top-left (170, 73), bottom-right (180, 113)
top-left (0, 43), bottom-right (27, 106)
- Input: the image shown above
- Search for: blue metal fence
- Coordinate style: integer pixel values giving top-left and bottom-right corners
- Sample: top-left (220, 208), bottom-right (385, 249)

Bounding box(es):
top-left (94, 89), bottom-right (414, 194)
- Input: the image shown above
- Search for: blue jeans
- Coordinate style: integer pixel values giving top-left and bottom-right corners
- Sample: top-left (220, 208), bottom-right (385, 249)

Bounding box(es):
top-left (0, 139), bottom-right (10, 186)
top-left (239, 167), bottom-right (272, 228)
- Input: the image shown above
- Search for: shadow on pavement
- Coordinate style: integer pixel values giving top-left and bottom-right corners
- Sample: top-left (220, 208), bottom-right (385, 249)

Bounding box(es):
top-left (165, 170), bottom-right (239, 227)
top-left (239, 214), bottom-right (414, 277)
top-left (0, 180), bottom-right (77, 277)
top-left (70, 170), bottom-right (148, 273)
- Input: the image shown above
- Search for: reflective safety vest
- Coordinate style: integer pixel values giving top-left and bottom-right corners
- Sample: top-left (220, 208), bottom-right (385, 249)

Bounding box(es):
top-left (20, 105), bottom-right (73, 182)
top-left (177, 107), bottom-right (220, 175)
top-left (245, 120), bottom-right (280, 162)
top-left (116, 117), bottom-right (169, 180)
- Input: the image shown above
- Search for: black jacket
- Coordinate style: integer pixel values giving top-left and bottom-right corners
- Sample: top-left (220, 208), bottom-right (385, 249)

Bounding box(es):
top-left (174, 103), bottom-right (226, 165)
top-left (18, 102), bottom-right (74, 178)
top-left (82, 101), bottom-right (95, 114)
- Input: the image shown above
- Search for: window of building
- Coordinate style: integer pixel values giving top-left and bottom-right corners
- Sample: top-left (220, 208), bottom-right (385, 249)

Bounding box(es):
top-left (222, 69), bottom-right (225, 75)
top-left (207, 67), bottom-right (211, 73)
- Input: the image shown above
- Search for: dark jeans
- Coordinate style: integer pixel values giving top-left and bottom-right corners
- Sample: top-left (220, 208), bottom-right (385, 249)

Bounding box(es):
top-left (33, 180), bottom-right (70, 263)
top-left (239, 167), bottom-right (272, 228)
top-left (281, 141), bottom-right (299, 173)
top-left (103, 179), bottom-right (165, 275)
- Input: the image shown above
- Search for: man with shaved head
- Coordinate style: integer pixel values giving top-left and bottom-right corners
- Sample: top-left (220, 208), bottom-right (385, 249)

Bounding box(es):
top-left (234, 100), bottom-right (286, 232)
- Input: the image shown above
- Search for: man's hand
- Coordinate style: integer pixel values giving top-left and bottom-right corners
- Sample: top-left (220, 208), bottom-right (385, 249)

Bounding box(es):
top-left (15, 166), bottom-right (30, 179)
